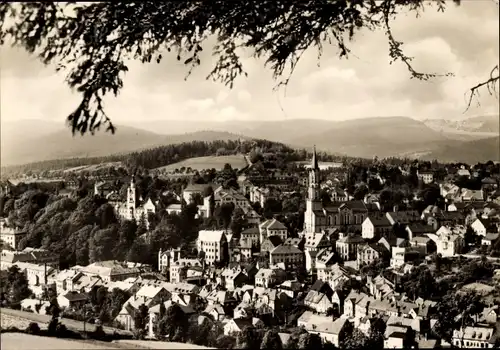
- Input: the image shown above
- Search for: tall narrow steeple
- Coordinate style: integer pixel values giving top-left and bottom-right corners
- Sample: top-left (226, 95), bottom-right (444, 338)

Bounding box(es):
top-left (311, 145), bottom-right (319, 170)
top-left (308, 145), bottom-right (320, 202)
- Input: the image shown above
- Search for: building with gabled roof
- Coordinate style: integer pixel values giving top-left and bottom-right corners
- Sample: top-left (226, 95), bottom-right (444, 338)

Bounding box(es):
top-left (362, 215), bottom-right (392, 240)
top-left (80, 260), bottom-right (141, 282)
top-left (259, 218), bottom-right (288, 244)
top-left (196, 230), bottom-right (229, 265)
top-left (269, 244), bottom-right (304, 269)
top-left (304, 290), bottom-right (333, 314)
top-left (297, 311), bottom-right (349, 347)
top-left (452, 325), bottom-right (497, 348)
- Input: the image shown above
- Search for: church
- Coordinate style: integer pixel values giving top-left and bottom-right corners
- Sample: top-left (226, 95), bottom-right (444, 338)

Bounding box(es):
top-left (302, 147), bottom-right (375, 235)
top-left (114, 176), bottom-right (157, 227)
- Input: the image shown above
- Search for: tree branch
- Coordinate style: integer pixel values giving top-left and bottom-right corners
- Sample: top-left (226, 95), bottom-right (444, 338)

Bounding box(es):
top-left (464, 65), bottom-right (500, 112)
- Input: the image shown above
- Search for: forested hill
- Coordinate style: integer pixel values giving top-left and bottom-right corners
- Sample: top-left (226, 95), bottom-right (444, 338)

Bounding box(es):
top-left (1, 138), bottom-right (345, 178)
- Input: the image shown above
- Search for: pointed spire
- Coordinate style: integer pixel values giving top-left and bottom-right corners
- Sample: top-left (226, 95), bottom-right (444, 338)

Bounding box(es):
top-left (311, 145), bottom-right (319, 170)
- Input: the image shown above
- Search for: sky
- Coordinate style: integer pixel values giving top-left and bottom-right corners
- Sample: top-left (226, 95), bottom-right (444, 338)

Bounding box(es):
top-left (1, 1), bottom-right (499, 126)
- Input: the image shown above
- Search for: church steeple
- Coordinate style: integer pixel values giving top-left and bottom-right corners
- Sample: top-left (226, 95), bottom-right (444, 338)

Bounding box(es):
top-left (308, 145), bottom-right (320, 202)
top-left (311, 145), bottom-right (319, 170)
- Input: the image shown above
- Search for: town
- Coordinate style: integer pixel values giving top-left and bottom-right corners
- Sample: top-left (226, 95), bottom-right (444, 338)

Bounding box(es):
top-left (0, 142), bottom-right (499, 349)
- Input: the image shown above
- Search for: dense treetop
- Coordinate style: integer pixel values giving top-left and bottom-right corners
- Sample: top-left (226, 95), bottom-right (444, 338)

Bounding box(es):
top-left (2, 1), bottom-right (497, 135)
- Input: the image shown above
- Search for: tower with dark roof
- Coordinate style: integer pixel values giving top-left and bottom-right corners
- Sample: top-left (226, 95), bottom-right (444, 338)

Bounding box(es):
top-left (304, 145), bottom-right (323, 233)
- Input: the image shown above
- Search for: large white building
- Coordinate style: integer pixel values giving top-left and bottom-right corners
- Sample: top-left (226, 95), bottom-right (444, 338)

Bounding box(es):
top-left (114, 177), bottom-right (157, 227)
top-left (196, 230), bottom-right (229, 265)
top-left (0, 218), bottom-right (27, 250)
top-left (259, 218), bottom-right (288, 244)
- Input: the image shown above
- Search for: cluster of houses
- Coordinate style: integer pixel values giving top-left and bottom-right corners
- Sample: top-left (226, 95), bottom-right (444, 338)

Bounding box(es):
top-left (1, 151), bottom-right (500, 348)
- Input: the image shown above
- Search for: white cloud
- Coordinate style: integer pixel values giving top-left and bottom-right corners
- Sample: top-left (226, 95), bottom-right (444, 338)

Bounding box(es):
top-left (0, 1), bottom-right (498, 126)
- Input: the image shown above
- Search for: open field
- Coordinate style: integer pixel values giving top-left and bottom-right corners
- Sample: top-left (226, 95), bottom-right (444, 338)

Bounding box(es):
top-left (1, 312), bottom-right (46, 330)
top-left (114, 340), bottom-right (215, 349)
top-left (60, 162), bottom-right (123, 173)
top-left (0, 308), bottom-right (131, 336)
top-left (0, 333), bottom-right (136, 350)
top-left (155, 155), bottom-right (248, 172)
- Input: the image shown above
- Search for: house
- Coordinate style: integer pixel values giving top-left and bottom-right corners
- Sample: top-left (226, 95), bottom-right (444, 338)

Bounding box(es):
top-left (125, 285), bottom-right (171, 310)
top-left (405, 223), bottom-right (435, 240)
top-left (357, 243), bottom-right (388, 267)
top-left (362, 215), bottom-right (392, 239)
top-left (479, 305), bottom-right (499, 325)
top-left (390, 246), bottom-right (421, 269)
top-left (410, 236), bottom-right (437, 255)
top-left (1, 248), bottom-right (58, 270)
top-left (148, 301), bottom-right (195, 338)
top-left (386, 211), bottom-right (420, 226)
top-left (336, 232), bottom-right (365, 261)
top-left (304, 290), bottom-right (333, 313)
top-left (259, 218), bottom-right (288, 244)
top-left (220, 267), bottom-right (248, 291)
top-left (57, 291), bottom-right (88, 310)
top-left (182, 183), bottom-right (213, 204)
top-left (115, 303), bottom-right (137, 331)
top-left (417, 171), bottom-right (434, 184)
top-left (309, 279), bottom-right (334, 300)
top-left (427, 230), bottom-right (464, 257)
top-left (367, 275), bottom-right (396, 300)
top-left (284, 237), bottom-right (304, 249)
top-left (452, 325), bottom-right (496, 348)
top-left (317, 264), bottom-right (351, 291)
top-left (384, 330), bottom-right (409, 349)
top-left (297, 311), bottom-right (349, 347)
top-left (378, 236), bottom-right (409, 254)
top-left (457, 168), bottom-right (471, 178)
top-left (471, 218), bottom-right (498, 236)
top-left (269, 245), bottom-right (304, 269)
top-left (223, 318), bottom-right (264, 336)
top-left (255, 268), bottom-right (287, 288)
top-left (304, 232), bottom-right (331, 272)
top-left (0, 219), bottom-right (27, 250)
top-left (482, 233), bottom-right (500, 246)
top-left (277, 280), bottom-right (302, 299)
top-left (238, 238), bottom-right (254, 261)
top-left (213, 189), bottom-right (251, 212)
top-left (15, 262), bottom-right (55, 287)
top-left (196, 230), bottom-right (229, 265)
top-left (80, 260), bottom-right (141, 282)
top-left (240, 227), bottom-right (260, 247)
top-left (204, 303), bottom-right (226, 321)
top-left (233, 301), bottom-right (254, 319)
top-left (243, 207), bottom-right (262, 225)
top-left (260, 235), bottom-right (283, 254)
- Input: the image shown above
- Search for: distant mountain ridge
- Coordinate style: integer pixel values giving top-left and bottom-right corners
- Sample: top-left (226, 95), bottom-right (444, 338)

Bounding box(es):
top-left (423, 136), bottom-right (500, 164)
top-left (423, 115), bottom-right (499, 134)
top-left (1, 124), bottom-right (245, 166)
top-left (2, 116), bottom-right (498, 166)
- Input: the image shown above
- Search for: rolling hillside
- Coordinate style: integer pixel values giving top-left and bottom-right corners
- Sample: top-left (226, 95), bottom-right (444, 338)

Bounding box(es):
top-left (423, 136), bottom-right (500, 163)
top-left (132, 116), bottom-right (461, 159)
top-left (1, 122), bottom-right (245, 166)
top-left (286, 117), bottom-right (452, 159)
top-left (424, 115), bottom-right (499, 135)
top-left (155, 155), bottom-right (248, 172)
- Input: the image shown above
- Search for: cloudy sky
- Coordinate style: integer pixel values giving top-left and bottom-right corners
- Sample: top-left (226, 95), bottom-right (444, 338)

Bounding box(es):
top-left (1, 1), bottom-right (499, 126)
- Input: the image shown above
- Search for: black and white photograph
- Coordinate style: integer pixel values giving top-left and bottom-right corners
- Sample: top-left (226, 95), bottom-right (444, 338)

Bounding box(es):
top-left (0, 1), bottom-right (499, 349)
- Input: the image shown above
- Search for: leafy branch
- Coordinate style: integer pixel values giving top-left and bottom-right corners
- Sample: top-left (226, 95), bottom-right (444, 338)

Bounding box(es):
top-left (0, 0), bottom-right (496, 135)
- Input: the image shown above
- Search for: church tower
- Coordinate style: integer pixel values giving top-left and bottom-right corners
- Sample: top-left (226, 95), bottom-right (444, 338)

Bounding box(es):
top-left (308, 145), bottom-right (320, 201)
top-left (304, 146), bottom-right (323, 233)
top-left (127, 176), bottom-right (137, 220)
